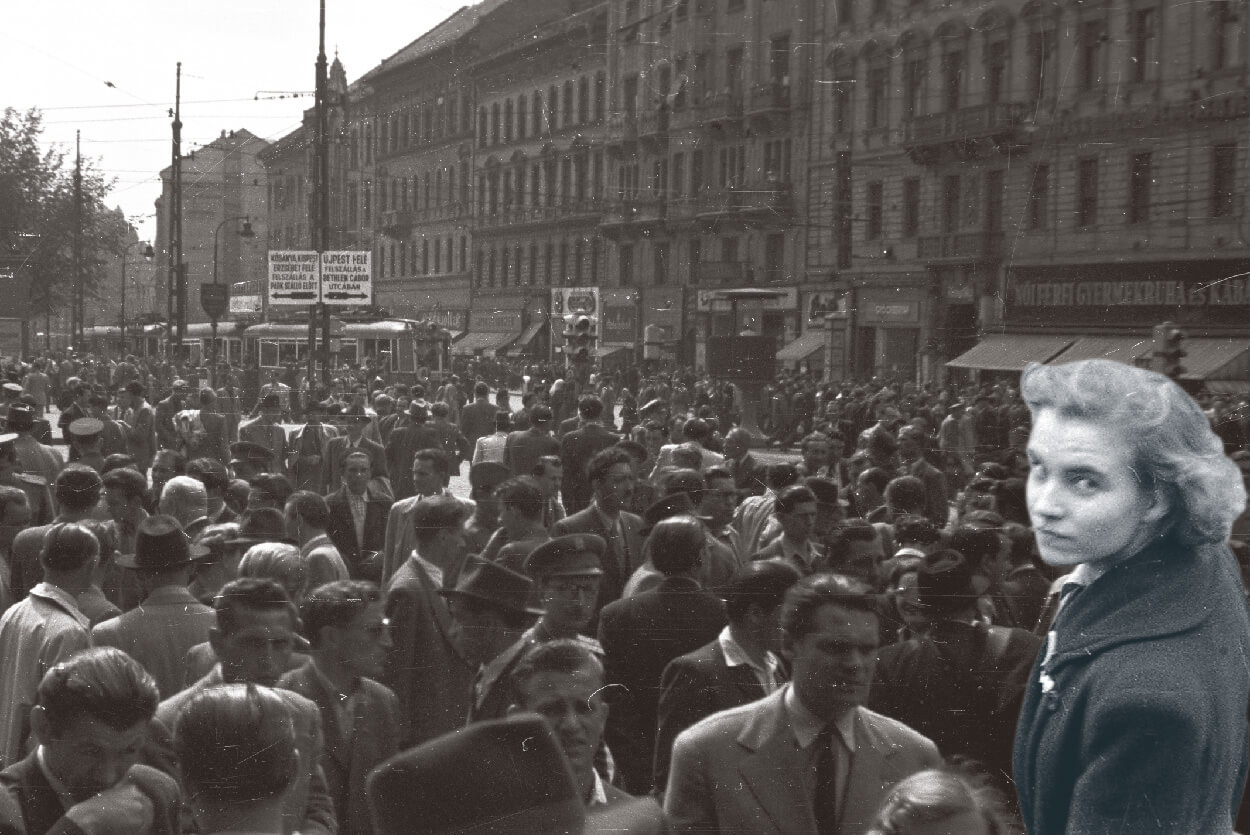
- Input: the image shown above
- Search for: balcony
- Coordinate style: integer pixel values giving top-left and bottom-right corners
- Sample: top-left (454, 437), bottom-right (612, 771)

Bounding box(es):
top-left (693, 261), bottom-right (749, 284)
top-left (599, 198), bottom-right (666, 239)
top-left (696, 181), bottom-right (794, 228)
top-left (381, 209), bottom-right (417, 238)
top-left (638, 108), bottom-right (669, 149)
top-left (745, 82), bottom-right (791, 130)
top-left (917, 231), bottom-right (1004, 263)
top-left (605, 112), bottom-right (639, 155)
top-left (903, 102), bottom-right (1031, 165)
top-left (701, 92), bottom-right (744, 134)
top-left (381, 205), bottom-right (470, 238)
top-left (477, 199), bottom-right (605, 231)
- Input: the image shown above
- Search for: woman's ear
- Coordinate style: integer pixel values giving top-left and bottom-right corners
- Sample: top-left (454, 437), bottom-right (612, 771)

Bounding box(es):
top-left (1143, 486), bottom-right (1171, 530)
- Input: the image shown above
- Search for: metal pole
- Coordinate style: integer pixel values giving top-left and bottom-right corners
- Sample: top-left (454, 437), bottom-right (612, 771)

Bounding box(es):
top-left (120, 247), bottom-right (128, 352)
top-left (73, 131), bottom-right (82, 351)
top-left (309, 0), bottom-right (332, 390)
top-left (171, 62), bottom-right (184, 358)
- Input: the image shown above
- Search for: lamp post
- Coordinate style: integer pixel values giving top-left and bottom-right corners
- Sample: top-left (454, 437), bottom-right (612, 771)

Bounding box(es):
top-left (208, 215), bottom-right (255, 389)
top-left (120, 238), bottom-right (155, 356)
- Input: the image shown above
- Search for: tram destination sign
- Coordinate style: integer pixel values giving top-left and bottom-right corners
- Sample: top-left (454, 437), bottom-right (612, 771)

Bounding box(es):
top-left (268, 250), bottom-right (373, 306)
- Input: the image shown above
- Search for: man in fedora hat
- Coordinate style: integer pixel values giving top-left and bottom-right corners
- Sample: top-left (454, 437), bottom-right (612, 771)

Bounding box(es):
top-left (0, 433), bottom-right (52, 529)
top-left (320, 406), bottom-right (388, 496)
top-left (121, 381), bottom-right (157, 474)
top-left (8, 465), bottom-right (104, 604)
top-left (385, 400), bottom-right (441, 500)
top-left (239, 392), bottom-right (289, 477)
top-left (445, 559), bottom-right (541, 723)
top-left (229, 440), bottom-right (274, 482)
top-left (92, 515), bottom-right (217, 698)
top-left (282, 580), bottom-right (401, 835)
top-left (5, 405), bottom-right (63, 487)
top-left (621, 489), bottom-right (733, 599)
top-left (462, 461), bottom-right (511, 558)
top-left (154, 380), bottom-right (190, 452)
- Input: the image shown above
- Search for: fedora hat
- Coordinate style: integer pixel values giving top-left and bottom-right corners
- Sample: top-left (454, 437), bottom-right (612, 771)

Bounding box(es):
top-left (4, 404), bottom-right (35, 432)
top-left (115, 514), bottom-right (210, 570)
top-left (225, 507), bottom-right (297, 547)
top-left (367, 713), bottom-right (584, 835)
top-left (439, 558), bottom-right (542, 616)
top-left (917, 549), bottom-right (979, 614)
top-left (641, 491), bottom-right (710, 534)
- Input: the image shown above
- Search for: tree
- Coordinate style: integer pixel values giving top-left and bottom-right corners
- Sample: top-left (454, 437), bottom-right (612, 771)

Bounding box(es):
top-left (0, 107), bottom-right (126, 324)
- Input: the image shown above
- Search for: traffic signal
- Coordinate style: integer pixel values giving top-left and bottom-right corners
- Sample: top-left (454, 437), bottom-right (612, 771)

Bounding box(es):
top-left (566, 315), bottom-right (595, 364)
top-left (1152, 321), bottom-right (1186, 380)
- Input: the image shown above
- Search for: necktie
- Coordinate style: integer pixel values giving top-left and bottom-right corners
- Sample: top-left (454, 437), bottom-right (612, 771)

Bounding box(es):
top-left (615, 517), bottom-right (631, 572)
top-left (814, 725), bottom-right (841, 835)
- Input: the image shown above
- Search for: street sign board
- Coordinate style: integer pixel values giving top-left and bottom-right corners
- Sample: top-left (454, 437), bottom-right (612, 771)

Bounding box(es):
top-left (268, 251), bottom-right (320, 305)
top-left (266, 250), bottom-right (371, 305)
top-left (229, 294), bottom-right (262, 314)
top-left (199, 283), bottom-right (229, 319)
top-left (320, 250), bottom-right (372, 306)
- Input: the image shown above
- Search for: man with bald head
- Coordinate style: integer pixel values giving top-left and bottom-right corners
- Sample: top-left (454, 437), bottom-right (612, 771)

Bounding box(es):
top-left (159, 475), bottom-right (210, 539)
top-left (722, 428), bottom-right (765, 498)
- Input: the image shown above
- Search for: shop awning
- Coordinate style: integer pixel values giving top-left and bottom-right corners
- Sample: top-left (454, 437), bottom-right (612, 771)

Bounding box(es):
top-left (451, 331), bottom-right (519, 356)
top-left (1178, 338), bottom-right (1250, 383)
top-left (504, 320), bottom-right (548, 356)
top-left (776, 331), bottom-right (826, 362)
top-left (594, 344), bottom-right (631, 359)
top-left (946, 334), bottom-right (1074, 371)
top-left (1048, 336), bottom-right (1153, 366)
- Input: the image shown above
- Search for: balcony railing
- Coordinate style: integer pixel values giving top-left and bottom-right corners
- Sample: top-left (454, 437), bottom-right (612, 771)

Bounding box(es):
top-left (638, 108), bottom-right (670, 139)
top-left (917, 231), bottom-right (1004, 262)
top-left (698, 181), bottom-right (793, 217)
top-left (702, 92), bottom-right (744, 124)
top-left (746, 82), bottom-right (791, 115)
top-left (903, 103), bottom-right (1031, 163)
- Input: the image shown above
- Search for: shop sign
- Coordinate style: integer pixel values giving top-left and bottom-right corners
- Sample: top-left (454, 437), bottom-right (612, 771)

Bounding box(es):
top-left (695, 286), bottom-right (798, 312)
top-left (860, 300), bottom-right (920, 324)
top-left (806, 292), bottom-right (845, 327)
top-left (602, 304), bottom-right (637, 345)
top-left (471, 310), bottom-right (523, 332)
top-left (551, 287), bottom-right (600, 320)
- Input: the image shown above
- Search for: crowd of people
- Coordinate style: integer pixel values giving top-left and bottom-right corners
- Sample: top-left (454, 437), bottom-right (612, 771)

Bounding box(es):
top-left (0, 346), bottom-right (1246, 834)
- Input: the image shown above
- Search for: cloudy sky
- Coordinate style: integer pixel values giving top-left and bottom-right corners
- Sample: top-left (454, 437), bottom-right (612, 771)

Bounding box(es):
top-left (6, 0), bottom-right (467, 243)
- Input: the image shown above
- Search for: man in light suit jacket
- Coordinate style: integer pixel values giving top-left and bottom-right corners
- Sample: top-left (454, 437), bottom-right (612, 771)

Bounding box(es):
top-left (282, 580), bottom-right (401, 835)
top-left (665, 574), bottom-right (940, 834)
top-left (379, 449), bottom-right (475, 586)
top-left (551, 446), bottom-right (644, 623)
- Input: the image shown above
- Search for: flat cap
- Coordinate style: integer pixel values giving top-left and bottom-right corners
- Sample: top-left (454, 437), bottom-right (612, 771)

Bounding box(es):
top-left (468, 461), bottom-right (511, 491)
top-left (229, 440), bottom-right (273, 464)
top-left (69, 417), bottom-right (104, 438)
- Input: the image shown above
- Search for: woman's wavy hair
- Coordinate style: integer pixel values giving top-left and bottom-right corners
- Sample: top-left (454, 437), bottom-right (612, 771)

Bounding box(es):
top-left (1021, 359), bottom-right (1245, 547)
top-left (865, 766), bottom-right (1019, 835)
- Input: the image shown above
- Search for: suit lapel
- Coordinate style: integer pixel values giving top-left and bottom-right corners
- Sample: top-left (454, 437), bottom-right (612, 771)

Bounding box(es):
top-left (838, 711), bottom-right (892, 835)
top-left (298, 667), bottom-right (351, 772)
top-left (724, 662), bottom-right (768, 706)
top-left (413, 559), bottom-right (469, 665)
top-left (736, 692), bottom-right (818, 833)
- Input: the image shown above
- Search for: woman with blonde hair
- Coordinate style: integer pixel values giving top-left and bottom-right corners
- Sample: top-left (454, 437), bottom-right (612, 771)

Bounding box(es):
top-left (867, 767), bottom-right (1019, 835)
top-left (1013, 359), bottom-right (1249, 834)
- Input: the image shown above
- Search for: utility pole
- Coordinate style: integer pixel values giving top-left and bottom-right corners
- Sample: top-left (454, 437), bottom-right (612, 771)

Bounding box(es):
top-left (309, 0), bottom-right (332, 389)
top-left (169, 62), bottom-right (184, 358)
top-left (72, 131), bottom-right (82, 350)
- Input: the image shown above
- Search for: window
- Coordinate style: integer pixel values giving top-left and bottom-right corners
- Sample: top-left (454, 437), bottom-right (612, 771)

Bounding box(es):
top-left (1130, 8), bottom-right (1157, 83)
top-left (1212, 144), bottom-right (1236, 217)
top-left (549, 85), bottom-right (559, 129)
top-left (1027, 28), bottom-right (1056, 102)
top-left (832, 84), bottom-right (852, 134)
top-left (1078, 20), bottom-right (1106, 91)
top-left (529, 244), bottom-right (539, 286)
top-left (942, 49), bottom-right (964, 112)
top-left (623, 75), bottom-right (639, 121)
top-left (578, 77), bottom-right (590, 125)
top-left (560, 157), bottom-right (572, 205)
top-left (653, 242), bottom-right (670, 285)
top-left (867, 61), bottom-right (888, 128)
top-left (763, 139), bottom-right (791, 181)
top-left (347, 182), bottom-right (358, 227)
top-left (503, 99), bottom-right (514, 143)
top-left (491, 103), bottom-right (501, 145)
top-left (718, 144), bottom-right (745, 188)
top-left (559, 241), bottom-right (569, 285)
top-left (478, 107), bottom-right (487, 148)
top-left (985, 40), bottom-right (1008, 104)
top-left (1077, 158), bottom-right (1099, 227)
top-left (985, 169), bottom-right (1004, 232)
top-left (460, 237), bottom-right (467, 273)
top-left (487, 249), bottom-right (496, 287)
top-left (574, 240), bottom-right (584, 285)
top-left (434, 238), bottom-right (442, 273)
top-left (672, 152), bottom-right (686, 197)
top-left (532, 91), bottom-right (544, 135)
top-left (902, 178), bottom-right (920, 238)
top-left (595, 73), bottom-right (607, 122)
top-left (727, 0), bottom-right (744, 12)
top-left (545, 242), bottom-right (555, 284)
top-left (1129, 152), bottom-right (1152, 224)
top-left (691, 149), bottom-right (704, 195)
top-left (835, 0), bottom-right (853, 28)
top-left (517, 97), bottom-right (527, 141)
top-left (1212, 1), bottom-right (1239, 71)
top-left (866, 181), bottom-right (883, 240)
top-left (688, 238), bottom-right (701, 282)
top-left (653, 158), bottom-right (669, 197)
top-left (725, 46), bottom-right (745, 98)
top-left (619, 244), bottom-right (634, 286)
top-left (942, 175), bottom-right (961, 233)
top-left (422, 241), bottom-right (430, 275)
top-left (362, 180), bottom-right (372, 225)
top-left (531, 162), bottom-right (541, 206)
top-left (770, 36), bottom-right (791, 86)
top-left (516, 167), bottom-right (527, 207)
top-left (763, 233), bottom-right (784, 283)
top-left (591, 240), bottom-right (602, 285)
top-left (592, 153), bottom-right (604, 199)
top-left (902, 57), bottom-right (925, 119)
top-left (721, 237), bottom-right (739, 262)
top-left (563, 80), bottom-right (575, 128)
top-left (474, 248), bottom-right (484, 287)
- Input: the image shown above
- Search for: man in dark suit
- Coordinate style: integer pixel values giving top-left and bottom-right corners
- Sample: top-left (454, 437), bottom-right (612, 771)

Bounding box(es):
top-left (723, 427), bottom-right (767, 498)
top-left (0, 647), bottom-right (180, 835)
top-left (325, 450), bottom-right (390, 582)
top-left (598, 515), bottom-right (727, 794)
top-left (385, 401), bottom-right (442, 500)
top-left (320, 407), bottom-right (389, 495)
top-left (458, 382), bottom-right (498, 452)
top-left (665, 574), bottom-right (941, 834)
top-left (282, 580), bottom-right (402, 835)
top-left (559, 395), bottom-right (619, 515)
top-left (552, 446), bottom-right (644, 620)
top-left (898, 426), bottom-right (950, 526)
top-left (504, 404), bottom-right (560, 477)
top-left (653, 561), bottom-right (800, 795)
top-left (383, 496), bottom-right (476, 749)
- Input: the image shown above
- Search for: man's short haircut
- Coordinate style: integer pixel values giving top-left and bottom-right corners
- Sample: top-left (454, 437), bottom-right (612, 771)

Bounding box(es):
top-left (186, 458), bottom-right (230, 493)
top-left (79, 519), bottom-right (116, 560)
top-left (723, 561), bottom-right (802, 624)
top-left (430, 401), bottom-right (450, 418)
top-left (494, 411), bottom-right (512, 432)
top-left (0, 485), bottom-right (27, 519)
top-left (948, 527), bottom-right (1003, 575)
top-left (587, 446), bottom-right (632, 485)
top-left (703, 465), bottom-right (732, 484)
top-left (100, 454), bottom-right (137, 475)
top-left (800, 432), bottom-right (832, 452)
top-left (301, 580), bottom-right (383, 647)
top-left (895, 515), bottom-right (941, 547)
top-left (213, 577), bottom-right (297, 636)
top-left (412, 495), bottom-right (468, 547)
top-left (884, 476), bottom-right (927, 513)
top-left (154, 448), bottom-right (187, 474)
top-left (175, 683), bottom-right (297, 805)
top-left (613, 439), bottom-right (647, 464)
top-left (660, 468), bottom-right (706, 505)
top-left (102, 466), bottom-right (148, 501)
top-left (670, 444), bottom-right (704, 471)
top-left (781, 573), bottom-right (879, 649)
top-left (765, 463), bottom-right (800, 491)
top-left (250, 473), bottom-right (294, 507)
top-left (510, 638), bottom-right (604, 698)
top-left (648, 515), bottom-right (706, 576)
top-left (54, 464), bottom-right (103, 514)
top-left (474, 381), bottom-right (490, 397)
top-left (343, 450), bottom-right (373, 469)
top-left (577, 395), bottom-right (604, 421)
top-left (530, 405), bottom-right (552, 425)
top-left (37, 647), bottom-right (159, 737)
top-left (39, 522), bottom-right (99, 574)
top-left (897, 425), bottom-right (929, 449)
top-left (533, 455), bottom-right (562, 476)
top-left (238, 543), bottom-right (305, 602)
top-left (496, 477), bottom-right (545, 521)
top-left (162, 475), bottom-right (208, 509)
top-left (858, 467), bottom-right (892, 495)
top-left (286, 490), bottom-right (331, 530)
top-left (775, 484), bottom-right (817, 516)
top-left (682, 418), bottom-right (711, 443)
top-left (643, 421), bottom-right (668, 437)
top-left (803, 476), bottom-right (842, 507)
top-left (414, 448), bottom-right (452, 480)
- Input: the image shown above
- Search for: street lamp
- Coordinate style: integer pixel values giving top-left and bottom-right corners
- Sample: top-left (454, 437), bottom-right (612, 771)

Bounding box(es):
top-left (120, 238), bottom-right (155, 353)
top-left (208, 215), bottom-right (255, 388)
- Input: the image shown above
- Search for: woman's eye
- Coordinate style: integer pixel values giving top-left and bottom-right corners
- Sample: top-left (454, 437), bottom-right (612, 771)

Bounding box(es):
top-left (1069, 475), bottom-right (1098, 492)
